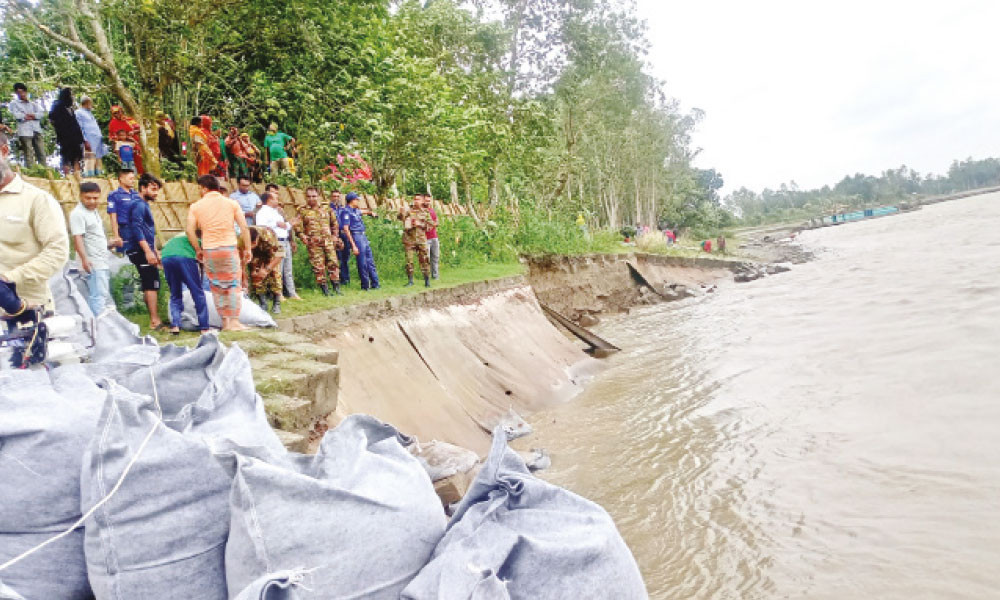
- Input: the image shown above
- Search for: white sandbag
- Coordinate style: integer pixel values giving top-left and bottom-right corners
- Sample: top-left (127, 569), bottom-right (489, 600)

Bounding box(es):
top-left (0, 366), bottom-right (103, 600)
top-left (220, 415), bottom-right (446, 599)
top-left (81, 344), bottom-right (284, 600)
top-left (180, 290), bottom-right (276, 331)
top-left (48, 269), bottom-right (96, 358)
top-left (401, 429), bottom-right (648, 600)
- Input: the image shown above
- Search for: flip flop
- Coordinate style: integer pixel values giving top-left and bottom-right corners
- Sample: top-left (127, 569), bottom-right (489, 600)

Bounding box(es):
top-left (152, 323), bottom-right (169, 332)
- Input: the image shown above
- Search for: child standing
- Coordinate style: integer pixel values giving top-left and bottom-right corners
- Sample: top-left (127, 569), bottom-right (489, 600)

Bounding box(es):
top-left (114, 129), bottom-right (136, 171)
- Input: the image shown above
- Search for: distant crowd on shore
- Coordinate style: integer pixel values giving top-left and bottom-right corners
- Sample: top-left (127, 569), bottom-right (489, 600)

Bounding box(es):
top-left (1, 82), bottom-right (322, 181)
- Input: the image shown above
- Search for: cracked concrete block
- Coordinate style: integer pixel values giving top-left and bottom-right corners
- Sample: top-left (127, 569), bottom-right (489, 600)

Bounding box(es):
top-left (286, 342), bottom-right (339, 365)
top-left (259, 331), bottom-right (310, 346)
top-left (235, 338), bottom-right (280, 358)
top-left (263, 394), bottom-right (313, 431)
top-left (250, 352), bottom-right (304, 376)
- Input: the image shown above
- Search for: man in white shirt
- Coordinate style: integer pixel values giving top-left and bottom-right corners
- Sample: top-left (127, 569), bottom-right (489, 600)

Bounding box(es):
top-left (230, 175), bottom-right (261, 226)
top-left (8, 83), bottom-right (46, 167)
top-left (69, 182), bottom-right (114, 315)
top-left (254, 191), bottom-right (300, 300)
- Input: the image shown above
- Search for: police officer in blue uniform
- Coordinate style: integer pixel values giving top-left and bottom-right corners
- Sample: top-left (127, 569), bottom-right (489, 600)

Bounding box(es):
top-left (341, 192), bottom-right (380, 290)
top-left (106, 168), bottom-right (141, 253)
top-left (330, 190), bottom-right (352, 285)
top-left (106, 168), bottom-right (142, 307)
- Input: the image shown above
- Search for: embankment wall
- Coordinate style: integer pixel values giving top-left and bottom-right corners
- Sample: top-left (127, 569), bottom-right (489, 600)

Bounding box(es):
top-left (274, 253), bottom-right (744, 455)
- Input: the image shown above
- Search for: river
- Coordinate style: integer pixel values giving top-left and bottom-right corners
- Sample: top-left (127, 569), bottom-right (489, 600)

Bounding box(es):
top-left (528, 193), bottom-right (1000, 599)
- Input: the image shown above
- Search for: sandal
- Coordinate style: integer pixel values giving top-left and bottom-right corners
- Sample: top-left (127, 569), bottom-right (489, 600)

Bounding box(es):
top-left (151, 323), bottom-right (169, 332)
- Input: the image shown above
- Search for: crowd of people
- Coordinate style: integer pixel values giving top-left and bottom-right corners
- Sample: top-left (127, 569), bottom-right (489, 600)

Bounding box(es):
top-left (2, 83), bottom-right (301, 180)
top-left (0, 117), bottom-right (444, 335)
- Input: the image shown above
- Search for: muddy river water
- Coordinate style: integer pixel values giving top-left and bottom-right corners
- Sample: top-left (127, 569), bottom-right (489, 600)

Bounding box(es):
top-left (529, 193), bottom-right (1000, 599)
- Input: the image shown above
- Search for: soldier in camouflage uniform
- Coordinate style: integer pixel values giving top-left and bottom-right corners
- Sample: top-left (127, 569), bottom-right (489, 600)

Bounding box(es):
top-left (295, 186), bottom-right (342, 296)
top-left (399, 193), bottom-right (432, 288)
top-left (249, 226), bottom-right (284, 314)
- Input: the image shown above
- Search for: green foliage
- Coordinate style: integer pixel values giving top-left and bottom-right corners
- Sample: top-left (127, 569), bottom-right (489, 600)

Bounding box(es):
top-left (18, 164), bottom-right (59, 179)
top-left (160, 160), bottom-right (197, 182)
top-left (2, 0), bottom-right (729, 233)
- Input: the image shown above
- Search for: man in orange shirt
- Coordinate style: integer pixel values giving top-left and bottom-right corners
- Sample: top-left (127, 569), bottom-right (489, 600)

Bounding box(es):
top-left (186, 175), bottom-right (252, 331)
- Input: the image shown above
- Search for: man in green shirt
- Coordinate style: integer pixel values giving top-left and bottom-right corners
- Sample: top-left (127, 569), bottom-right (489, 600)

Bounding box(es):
top-left (161, 232), bottom-right (210, 334)
top-left (263, 123), bottom-right (295, 175)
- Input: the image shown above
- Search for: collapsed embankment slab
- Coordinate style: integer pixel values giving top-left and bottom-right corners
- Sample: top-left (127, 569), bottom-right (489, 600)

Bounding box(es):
top-left (327, 286), bottom-right (597, 455)
top-left (526, 253), bottom-right (740, 321)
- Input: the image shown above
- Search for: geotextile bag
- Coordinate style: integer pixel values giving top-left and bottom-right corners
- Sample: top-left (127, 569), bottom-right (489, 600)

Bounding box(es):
top-left (221, 415), bottom-right (446, 599)
top-left (401, 429), bottom-right (648, 600)
top-left (181, 290), bottom-right (276, 331)
top-left (0, 366), bottom-right (102, 600)
top-left (81, 342), bottom-right (284, 599)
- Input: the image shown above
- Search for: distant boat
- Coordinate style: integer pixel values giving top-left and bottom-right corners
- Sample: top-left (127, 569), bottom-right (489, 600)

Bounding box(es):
top-left (827, 206), bottom-right (899, 224)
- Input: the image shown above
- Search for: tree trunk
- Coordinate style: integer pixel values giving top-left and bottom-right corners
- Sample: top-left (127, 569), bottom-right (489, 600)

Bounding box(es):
top-left (506, 0), bottom-right (530, 97)
top-left (455, 163), bottom-right (480, 224)
top-left (20, 0), bottom-right (161, 174)
top-left (488, 166), bottom-right (500, 206)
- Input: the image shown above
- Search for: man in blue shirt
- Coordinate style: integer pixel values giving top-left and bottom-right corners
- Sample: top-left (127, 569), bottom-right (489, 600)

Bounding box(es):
top-left (230, 175), bottom-right (261, 225)
top-left (124, 173), bottom-right (164, 329)
top-left (106, 169), bottom-right (140, 252)
top-left (342, 192), bottom-right (380, 290)
top-left (329, 190), bottom-right (352, 285)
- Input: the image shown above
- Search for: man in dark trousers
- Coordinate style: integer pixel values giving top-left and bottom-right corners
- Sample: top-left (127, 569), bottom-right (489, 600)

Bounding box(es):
top-left (124, 173), bottom-right (164, 329)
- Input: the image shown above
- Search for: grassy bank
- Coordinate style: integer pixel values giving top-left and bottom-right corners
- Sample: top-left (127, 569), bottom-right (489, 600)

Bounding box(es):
top-left (128, 261), bottom-right (525, 344)
top-left (115, 206), bottom-right (743, 342)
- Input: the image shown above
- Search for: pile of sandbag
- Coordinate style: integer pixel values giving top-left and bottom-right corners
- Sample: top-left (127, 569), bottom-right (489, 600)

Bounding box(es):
top-left (0, 275), bottom-right (647, 600)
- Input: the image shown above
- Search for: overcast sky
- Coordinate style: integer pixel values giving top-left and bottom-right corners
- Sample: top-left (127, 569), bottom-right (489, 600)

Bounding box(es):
top-left (634, 0), bottom-right (1000, 193)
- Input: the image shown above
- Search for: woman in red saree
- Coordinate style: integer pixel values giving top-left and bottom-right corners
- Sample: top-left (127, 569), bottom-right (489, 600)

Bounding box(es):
top-left (189, 116), bottom-right (217, 177)
top-left (108, 105), bottom-right (144, 173)
top-left (200, 115), bottom-right (227, 178)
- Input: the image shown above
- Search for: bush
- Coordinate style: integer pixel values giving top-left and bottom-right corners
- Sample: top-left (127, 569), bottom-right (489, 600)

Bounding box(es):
top-left (160, 159), bottom-right (197, 182)
top-left (635, 232), bottom-right (669, 254)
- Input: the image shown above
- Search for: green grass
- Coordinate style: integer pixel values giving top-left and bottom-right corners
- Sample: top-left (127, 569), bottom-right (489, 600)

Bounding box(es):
top-left (128, 260), bottom-right (524, 345)
top-left (279, 261), bottom-right (523, 317)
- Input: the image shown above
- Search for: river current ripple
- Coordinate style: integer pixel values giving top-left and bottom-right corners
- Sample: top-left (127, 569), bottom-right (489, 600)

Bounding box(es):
top-left (529, 194), bottom-right (1000, 599)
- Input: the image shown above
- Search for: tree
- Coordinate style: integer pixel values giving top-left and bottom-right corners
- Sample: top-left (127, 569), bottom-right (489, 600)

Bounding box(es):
top-left (4, 0), bottom-right (157, 169)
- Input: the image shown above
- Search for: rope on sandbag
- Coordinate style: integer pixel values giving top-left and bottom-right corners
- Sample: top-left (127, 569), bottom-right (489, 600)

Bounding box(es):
top-left (0, 367), bottom-right (163, 573)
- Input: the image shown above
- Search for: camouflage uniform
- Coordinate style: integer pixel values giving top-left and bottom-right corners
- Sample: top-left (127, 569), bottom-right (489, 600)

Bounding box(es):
top-left (296, 205), bottom-right (341, 286)
top-left (400, 206), bottom-right (431, 277)
top-left (249, 226), bottom-right (282, 297)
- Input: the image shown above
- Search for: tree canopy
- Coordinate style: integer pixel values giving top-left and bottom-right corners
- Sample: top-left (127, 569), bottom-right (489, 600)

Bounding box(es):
top-left (0, 0), bottom-right (719, 230)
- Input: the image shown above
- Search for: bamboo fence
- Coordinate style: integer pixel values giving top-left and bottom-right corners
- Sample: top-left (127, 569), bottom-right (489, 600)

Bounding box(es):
top-left (29, 174), bottom-right (471, 247)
